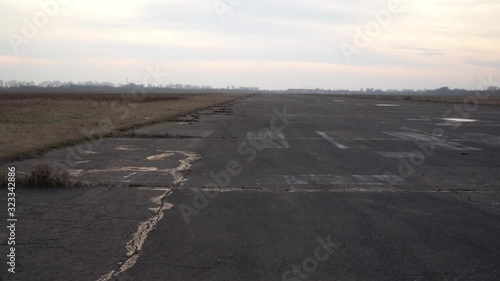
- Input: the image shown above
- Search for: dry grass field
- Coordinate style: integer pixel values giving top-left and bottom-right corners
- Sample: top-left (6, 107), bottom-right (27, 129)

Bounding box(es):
top-left (0, 92), bottom-right (245, 163)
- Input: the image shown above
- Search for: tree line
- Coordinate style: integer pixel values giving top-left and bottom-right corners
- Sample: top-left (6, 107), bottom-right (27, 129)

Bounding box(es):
top-left (0, 80), bottom-right (259, 91)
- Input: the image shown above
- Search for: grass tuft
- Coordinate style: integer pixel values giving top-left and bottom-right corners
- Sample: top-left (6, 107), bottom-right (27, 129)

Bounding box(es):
top-left (1, 164), bottom-right (91, 189)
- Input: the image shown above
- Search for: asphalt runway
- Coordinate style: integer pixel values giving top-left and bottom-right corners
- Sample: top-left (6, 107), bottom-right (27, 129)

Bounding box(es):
top-left (4, 94), bottom-right (500, 281)
top-left (123, 94), bottom-right (500, 281)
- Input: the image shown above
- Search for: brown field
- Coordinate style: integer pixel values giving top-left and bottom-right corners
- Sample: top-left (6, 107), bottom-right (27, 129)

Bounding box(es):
top-left (0, 92), bottom-right (246, 163)
top-left (354, 95), bottom-right (500, 106)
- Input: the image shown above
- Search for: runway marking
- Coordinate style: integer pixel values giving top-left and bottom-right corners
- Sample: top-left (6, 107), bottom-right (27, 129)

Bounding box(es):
top-left (317, 131), bottom-right (348, 149)
top-left (246, 131), bottom-right (289, 149)
top-left (201, 130), bottom-right (215, 137)
top-left (377, 152), bottom-right (417, 158)
top-left (269, 132), bottom-right (290, 148)
top-left (384, 132), bottom-right (481, 151)
top-left (448, 124), bottom-right (500, 127)
top-left (437, 118), bottom-right (479, 126)
top-left (407, 118), bottom-right (432, 121)
top-left (211, 137), bottom-right (403, 141)
top-left (436, 120), bottom-right (500, 127)
top-left (461, 133), bottom-right (500, 146)
top-left (441, 118), bottom-right (478, 123)
top-left (183, 186), bottom-right (500, 193)
top-left (376, 104), bottom-right (400, 107)
top-left (306, 148), bottom-right (329, 161)
top-left (282, 174), bottom-right (404, 186)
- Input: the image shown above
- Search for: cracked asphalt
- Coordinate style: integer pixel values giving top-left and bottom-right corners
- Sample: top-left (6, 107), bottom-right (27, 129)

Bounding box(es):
top-left (2, 94), bottom-right (500, 281)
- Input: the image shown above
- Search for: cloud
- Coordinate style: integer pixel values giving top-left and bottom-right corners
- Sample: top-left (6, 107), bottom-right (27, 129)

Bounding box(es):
top-left (393, 47), bottom-right (446, 56)
top-left (0, 0), bottom-right (499, 89)
top-left (465, 57), bottom-right (500, 69)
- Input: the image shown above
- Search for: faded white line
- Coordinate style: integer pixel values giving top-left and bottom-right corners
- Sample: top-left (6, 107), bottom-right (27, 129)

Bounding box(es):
top-left (444, 124), bottom-right (500, 127)
top-left (441, 118), bottom-right (478, 123)
top-left (181, 187), bottom-right (500, 193)
top-left (407, 118), bottom-right (431, 121)
top-left (306, 148), bottom-right (328, 161)
top-left (201, 130), bottom-right (215, 137)
top-left (269, 132), bottom-right (289, 148)
top-left (461, 133), bottom-right (500, 146)
top-left (198, 137), bottom-right (403, 141)
top-left (437, 121), bottom-right (500, 127)
top-left (317, 131), bottom-right (348, 149)
top-left (376, 104), bottom-right (400, 107)
top-left (281, 174), bottom-right (404, 186)
top-left (377, 152), bottom-right (417, 158)
top-left (385, 131), bottom-right (481, 151)
top-left (246, 131), bottom-right (289, 149)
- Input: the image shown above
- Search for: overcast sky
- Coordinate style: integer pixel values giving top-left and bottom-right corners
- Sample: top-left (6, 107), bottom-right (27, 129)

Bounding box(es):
top-left (1, 0), bottom-right (499, 90)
